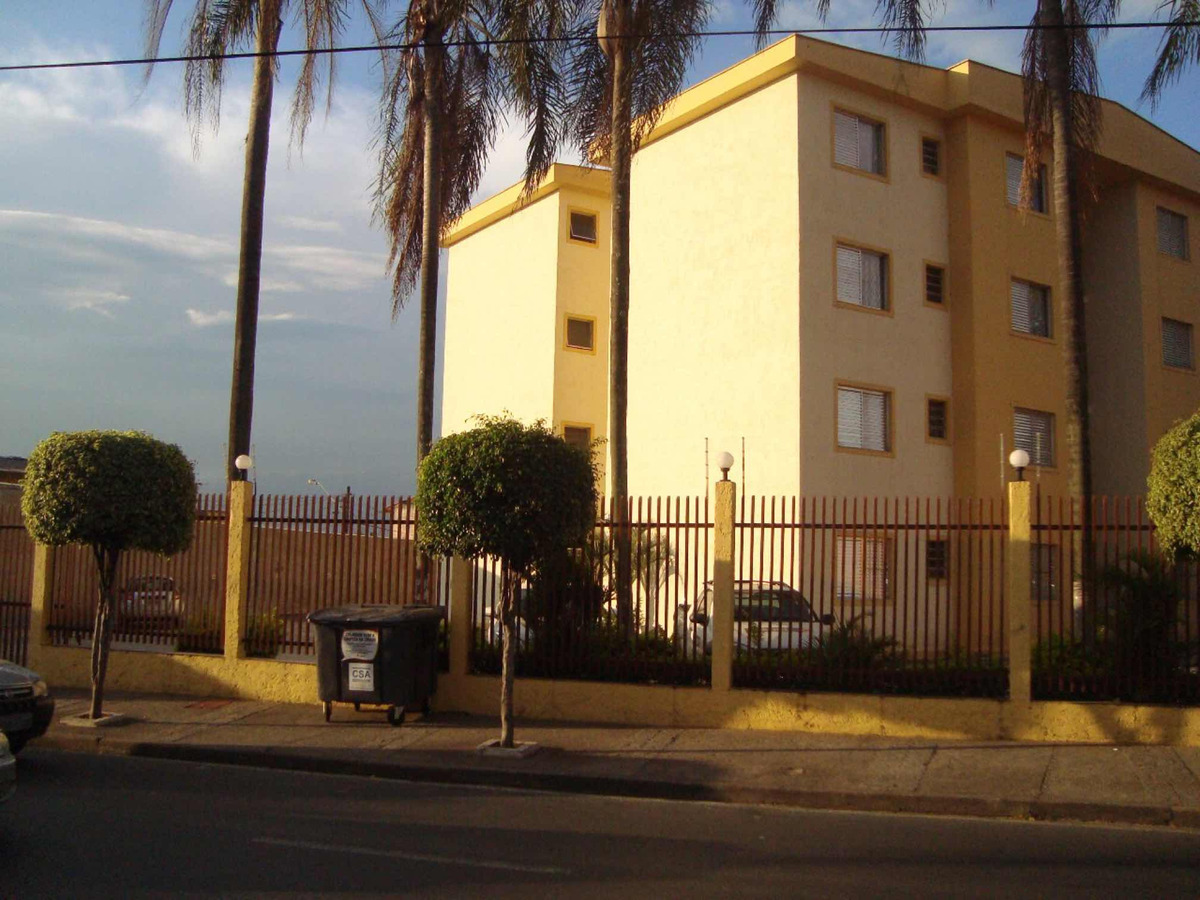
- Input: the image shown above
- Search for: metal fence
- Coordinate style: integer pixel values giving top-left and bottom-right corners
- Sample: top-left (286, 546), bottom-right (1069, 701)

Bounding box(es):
top-left (0, 503), bottom-right (33, 666)
top-left (245, 494), bottom-right (449, 659)
top-left (732, 496), bottom-right (1009, 698)
top-left (1032, 495), bottom-right (1200, 704)
top-left (469, 497), bottom-right (713, 685)
top-left (46, 494), bottom-right (228, 653)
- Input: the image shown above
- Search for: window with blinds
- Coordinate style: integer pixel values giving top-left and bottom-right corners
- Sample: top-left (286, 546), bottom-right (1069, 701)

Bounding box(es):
top-left (1014, 407), bottom-right (1054, 467)
top-left (836, 244), bottom-right (888, 310)
top-left (1011, 279), bottom-right (1051, 337)
top-left (834, 110), bottom-right (886, 175)
top-left (1005, 153), bottom-right (1047, 213)
top-left (925, 264), bottom-right (945, 305)
top-left (835, 535), bottom-right (891, 602)
top-left (1163, 318), bottom-right (1194, 369)
top-left (1157, 207), bottom-right (1189, 260)
top-left (837, 386), bottom-right (890, 452)
top-left (926, 540), bottom-right (949, 580)
top-left (921, 137), bottom-right (941, 176)
top-left (927, 398), bottom-right (949, 441)
top-left (565, 315), bottom-right (594, 351)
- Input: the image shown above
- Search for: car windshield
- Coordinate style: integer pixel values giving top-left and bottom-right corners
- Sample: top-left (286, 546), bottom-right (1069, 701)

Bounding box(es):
top-left (735, 589), bottom-right (816, 622)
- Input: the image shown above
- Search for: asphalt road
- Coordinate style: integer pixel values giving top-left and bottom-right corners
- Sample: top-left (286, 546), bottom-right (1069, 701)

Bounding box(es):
top-left (3, 749), bottom-right (1200, 898)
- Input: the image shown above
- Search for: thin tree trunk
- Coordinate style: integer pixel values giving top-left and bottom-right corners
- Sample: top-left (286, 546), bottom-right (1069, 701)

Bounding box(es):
top-left (607, 1), bottom-right (634, 636)
top-left (499, 566), bottom-right (517, 748)
top-left (1042, 0), bottom-right (1095, 621)
top-left (89, 547), bottom-right (120, 720)
top-left (226, 0), bottom-right (283, 483)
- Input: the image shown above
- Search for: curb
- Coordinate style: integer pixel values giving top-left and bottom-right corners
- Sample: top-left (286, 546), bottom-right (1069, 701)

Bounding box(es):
top-left (33, 731), bottom-right (1199, 830)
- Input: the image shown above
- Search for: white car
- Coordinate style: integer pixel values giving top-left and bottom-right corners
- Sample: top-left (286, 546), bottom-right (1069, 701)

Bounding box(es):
top-left (0, 732), bottom-right (14, 804)
top-left (677, 581), bottom-right (836, 654)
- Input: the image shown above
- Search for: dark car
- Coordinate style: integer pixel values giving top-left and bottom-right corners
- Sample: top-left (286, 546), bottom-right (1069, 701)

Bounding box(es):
top-left (0, 660), bottom-right (55, 753)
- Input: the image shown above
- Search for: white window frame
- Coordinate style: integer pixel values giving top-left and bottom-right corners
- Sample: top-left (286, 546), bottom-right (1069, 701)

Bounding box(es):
top-left (1014, 407), bottom-right (1055, 468)
top-left (834, 109), bottom-right (886, 176)
top-left (1011, 278), bottom-right (1051, 338)
top-left (837, 385), bottom-right (891, 453)
top-left (836, 244), bottom-right (889, 311)
top-left (835, 535), bottom-right (892, 603)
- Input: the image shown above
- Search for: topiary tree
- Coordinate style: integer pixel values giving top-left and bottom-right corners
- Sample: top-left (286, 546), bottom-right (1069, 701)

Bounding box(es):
top-left (1147, 411), bottom-right (1200, 560)
top-left (417, 416), bottom-right (597, 748)
top-left (22, 431), bottom-right (197, 720)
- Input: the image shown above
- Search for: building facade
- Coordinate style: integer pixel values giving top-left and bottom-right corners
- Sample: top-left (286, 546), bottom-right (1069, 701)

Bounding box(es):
top-left (441, 36), bottom-right (1200, 502)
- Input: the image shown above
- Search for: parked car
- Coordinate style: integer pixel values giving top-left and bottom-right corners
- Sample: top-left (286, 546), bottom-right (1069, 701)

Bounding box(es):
top-left (0, 659), bottom-right (54, 753)
top-left (677, 581), bottom-right (836, 653)
top-left (0, 732), bottom-right (14, 804)
top-left (118, 575), bottom-right (184, 627)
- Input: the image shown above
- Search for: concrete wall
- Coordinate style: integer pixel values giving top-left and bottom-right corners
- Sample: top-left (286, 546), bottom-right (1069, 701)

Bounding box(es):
top-left (626, 74), bottom-right (802, 498)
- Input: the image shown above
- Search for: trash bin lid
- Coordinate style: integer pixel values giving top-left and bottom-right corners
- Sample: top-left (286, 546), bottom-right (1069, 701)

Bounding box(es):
top-left (306, 604), bottom-right (445, 626)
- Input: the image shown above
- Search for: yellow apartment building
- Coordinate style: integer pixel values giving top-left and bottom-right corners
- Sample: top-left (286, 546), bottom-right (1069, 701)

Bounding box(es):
top-left (441, 35), bottom-right (1200, 503)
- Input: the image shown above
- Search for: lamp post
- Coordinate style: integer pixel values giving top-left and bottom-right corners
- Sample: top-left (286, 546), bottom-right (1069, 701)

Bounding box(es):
top-left (716, 450), bottom-right (734, 482)
top-left (234, 454), bottom-right (253, 483)
top-left (1009, 448), bottom-right (1030, 482)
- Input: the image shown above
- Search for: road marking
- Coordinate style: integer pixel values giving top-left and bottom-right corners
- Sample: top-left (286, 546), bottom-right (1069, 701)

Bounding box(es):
top-left (252, 837), bottom-right (569, 875)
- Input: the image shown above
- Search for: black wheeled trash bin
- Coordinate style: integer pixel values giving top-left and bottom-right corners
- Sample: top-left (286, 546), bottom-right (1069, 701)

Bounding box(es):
top-left (307, 604), bottom-right (445, 725)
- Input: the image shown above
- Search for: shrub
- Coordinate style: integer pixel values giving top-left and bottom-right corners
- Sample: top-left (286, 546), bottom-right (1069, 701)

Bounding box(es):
top-left (245, 609), bottom-right (286, 658)
top-left (814, 616), bottom-right (900, 670)
top-left (1147, 410), bottom-right (1200, 560)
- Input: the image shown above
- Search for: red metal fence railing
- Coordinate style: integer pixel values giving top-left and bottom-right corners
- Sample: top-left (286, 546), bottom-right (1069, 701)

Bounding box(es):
top-left (733, 497), bottom-right (1008, 698)
top-left (46, 494), bottom-right (228, 653)
top-left (1032, 495), bottom-right (1200, 704)
top-left (469, 497), bottom-right (713, 685)
top-left (245, 494), bottom-right (449, 660)
top-left (0, 503), bottom-right (34, 666)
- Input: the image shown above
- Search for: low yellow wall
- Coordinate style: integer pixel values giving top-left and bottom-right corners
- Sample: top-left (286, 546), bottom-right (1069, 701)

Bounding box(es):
top-left (34, 642), bottom-right (1200, 746)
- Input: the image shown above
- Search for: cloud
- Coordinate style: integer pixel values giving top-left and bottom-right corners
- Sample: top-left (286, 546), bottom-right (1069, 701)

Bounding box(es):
top-left (220, 270), bottom-right (305, 293)
top-left (266, 244), bottom-right (388, 291)
top-left (56, 288), bottom-right (131, 317)
top-left (186, 309), bottom-right (233, 327)
top-left (0, 209), bottom-right (233, 262)
top-left (277, 215), bottom-right (344, 234)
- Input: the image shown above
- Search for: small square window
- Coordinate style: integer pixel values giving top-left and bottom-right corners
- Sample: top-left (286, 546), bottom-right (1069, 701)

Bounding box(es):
top-left (837, 386), bottom-right (890, 452)
top-left (834, 110), bottom-right (886, 176)
top-left (926, 540), bottom-right (949, 580)
top-left (569, 211), bottom-right (597, 244)
top-left (1163, 318), bottom-right (1194, 369)
top-left (1014, 407), bottom-right (1054, 468)
top-left (836, 244), bottom-right (888, 311)
top-left (562, 425), bottom-right (592, 451)
top-left (1032, 544), bottom-right (1057, 604)
top-left (1006, 153), bottom-right (1047, 213)
top-left (1157, 207), bottom-right (1189, 260)
top-left (565, 316), bottom-right (595, 351)
top-left (1011, 279), bottom-right (1051, 337)
top-left (927, 398), bottom-right (949, 442)
top-left (925, 264), bottom-right (945, 305)
top-left (921, 138), bottom-right (941, 176)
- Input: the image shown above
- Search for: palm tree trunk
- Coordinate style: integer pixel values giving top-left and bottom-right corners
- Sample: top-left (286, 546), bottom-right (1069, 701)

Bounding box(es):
top-left (608, 1), bottom-right (634, 636)
top-left (1042, 0), bottom-right (1095, 619)
top-left (88, 547), bottom-right (120, 720)
top-left (226, 0), bottom-right (283, 483)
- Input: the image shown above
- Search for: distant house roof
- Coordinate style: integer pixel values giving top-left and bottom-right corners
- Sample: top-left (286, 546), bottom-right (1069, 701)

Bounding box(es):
top-left (0, 457), bottom-right (26, 473)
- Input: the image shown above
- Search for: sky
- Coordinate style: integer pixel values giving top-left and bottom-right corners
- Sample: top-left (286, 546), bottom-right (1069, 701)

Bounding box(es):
top-left (0, 1), bottom-right (1195, 496)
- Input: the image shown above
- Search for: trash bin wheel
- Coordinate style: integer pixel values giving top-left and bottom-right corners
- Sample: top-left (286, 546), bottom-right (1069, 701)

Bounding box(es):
top-left (387, 706), bottom-right (405, 727)
top-left (354, 702), bottom-right (361, 712)
top-left (322, 701), bottom-right (332, 722)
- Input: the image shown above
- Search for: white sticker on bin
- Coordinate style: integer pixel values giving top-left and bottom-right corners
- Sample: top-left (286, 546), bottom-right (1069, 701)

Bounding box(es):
top-left (347, 663), bottom-right (375, 692)
top-left (341, 629), bottom-right (379, 661)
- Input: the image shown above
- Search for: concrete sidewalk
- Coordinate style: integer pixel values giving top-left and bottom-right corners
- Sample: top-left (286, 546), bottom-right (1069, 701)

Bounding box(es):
top-left (33, 689), bottom-right (1200, 829)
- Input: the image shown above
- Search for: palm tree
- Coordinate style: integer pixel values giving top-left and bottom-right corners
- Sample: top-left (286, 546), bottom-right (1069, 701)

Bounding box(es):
top-left (1142, 0), bottom-right (1200, 106)
top-left (144, 0), bottom-right (383, 483)
top-left (565, 0), bottom-right (778, 634)
top-left (375, 0), bottom-right (573, 470)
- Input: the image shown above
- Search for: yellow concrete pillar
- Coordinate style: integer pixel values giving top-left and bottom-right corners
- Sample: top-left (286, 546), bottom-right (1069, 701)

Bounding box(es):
top-left (448, 556), bottom-right (472, 678)
top-left (711, 479), bottom-right (736, 693)
top-left (224, 481), bottom-right (255, 661)
top-left (26, 543), bottom-right (55, 669)
top-left (1006, 481), bottom-right (1032, 703)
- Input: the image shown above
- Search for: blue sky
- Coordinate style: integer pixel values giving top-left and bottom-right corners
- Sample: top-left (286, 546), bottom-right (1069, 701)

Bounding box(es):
top-left (0, 1), bottom-right (1194, 495)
